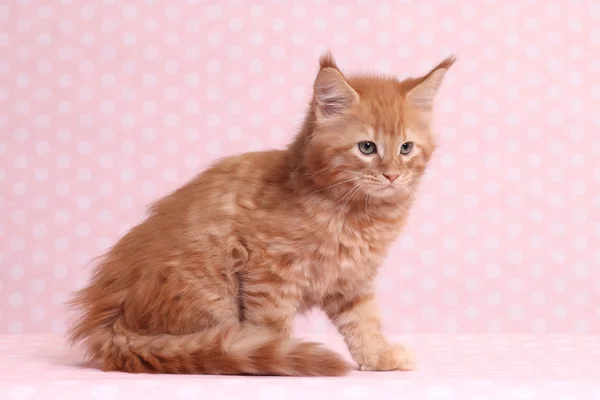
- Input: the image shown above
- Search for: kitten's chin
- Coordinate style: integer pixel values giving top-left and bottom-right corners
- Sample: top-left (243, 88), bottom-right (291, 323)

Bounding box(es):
top-left (367, 184), bottom-right (404, 199)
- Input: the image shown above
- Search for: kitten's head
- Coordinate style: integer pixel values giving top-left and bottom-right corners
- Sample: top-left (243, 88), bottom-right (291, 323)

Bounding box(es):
top-left (301, 52), bottom-right (454, 202)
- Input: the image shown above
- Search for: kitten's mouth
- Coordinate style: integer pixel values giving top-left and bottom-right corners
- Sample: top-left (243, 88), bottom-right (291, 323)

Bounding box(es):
top-left (371, 184), bottom-right (400, 196)
top-left (368, 179), bottom-right (412, 197)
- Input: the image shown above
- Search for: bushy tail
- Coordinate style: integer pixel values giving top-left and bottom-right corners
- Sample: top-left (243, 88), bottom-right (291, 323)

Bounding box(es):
top-left (85, 323), bottom-right (351, 376)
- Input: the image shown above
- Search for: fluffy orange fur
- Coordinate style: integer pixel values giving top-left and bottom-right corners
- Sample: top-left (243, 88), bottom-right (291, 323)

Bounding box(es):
top-left (68, 52), bottom-right (454, 376)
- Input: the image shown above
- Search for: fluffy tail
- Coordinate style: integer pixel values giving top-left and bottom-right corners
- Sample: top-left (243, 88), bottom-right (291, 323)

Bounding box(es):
top-left (84, 323), bottom-right (352, 376)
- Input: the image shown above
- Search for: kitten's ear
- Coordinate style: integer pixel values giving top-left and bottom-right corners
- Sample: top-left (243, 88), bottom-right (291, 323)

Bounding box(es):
top-left (406, 55), bottom-right (456, 115)
top-left (313, 53), bottom-right (359, 120)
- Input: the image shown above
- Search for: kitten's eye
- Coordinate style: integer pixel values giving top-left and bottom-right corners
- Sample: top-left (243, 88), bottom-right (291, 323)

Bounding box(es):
top-left (400, 141), bottom-right (414, 155)
top-left (358, 141), bottom-right (377, 155)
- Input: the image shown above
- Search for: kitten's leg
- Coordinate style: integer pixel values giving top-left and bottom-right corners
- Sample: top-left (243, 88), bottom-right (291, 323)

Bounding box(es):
top-left (241, 293), bottom-right (296, 336)
top-left (322, 291), bottom-right (414, 371)
top-left (240, 273), bottom-right (298, 337)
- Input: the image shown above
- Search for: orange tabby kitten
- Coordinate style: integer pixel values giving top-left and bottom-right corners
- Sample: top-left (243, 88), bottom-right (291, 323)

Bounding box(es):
top-left (68, 53), bottom-right (454, 376)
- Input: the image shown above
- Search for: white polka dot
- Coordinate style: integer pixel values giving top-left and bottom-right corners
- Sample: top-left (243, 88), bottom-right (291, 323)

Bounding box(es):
top-left (487, 291), bottom-right (502, 307)
top-left (331, 4), bottom-right (348, 18)
top-left (54, 237), bottom-right (69, 251)
top-left (227, 44), bottom-right (244, 59)
top-left (334, 32), bottom-right (349, 45)
top-left (75, 223), bottom-right (91, 238)
top-left (420, 250), bottom-right (436, 265)
top-left (206, 31), bottom-right (221, 46)
top-left (376, 3), bottom-right (391, 17)
top-left (122, 32), bottom-right (136, 46)
top-left (506, 167), bottom-right (521, 182)
top-left (529, 235), bottom-right (546, 250)
top-left (184, 127), bottom-right (200, 141)
top-left (143, 46), bottom-right (157, 60)
top-left (119, 195), bottom-right (134, 210)
top-left (465, 305), bottom-right (479, 319)
top-left (483, 181), bottom-right (499, 195)
top-left (270, 18), bottom-right (286, 31)
top-left (98, 182), bottom-right (113, 196)
top-left (553, 306), bottom-right (567, 319)
top-left (162, 168), bottom-right (178, 182)
top-left (509, 305), bottom-right (524, 319)
top-left (12, 182), bottom-right (28, 196)
top-left (205, 113), bottom-right (221, 127)
top-left (270, 99), bottom-right (285, 114)
top-left (13, 154), bottom-right (28, 169)
top-left (206, 59), bottom-right (221, 73)
top-left (10, 264), bottom-right (25, 280)
top-left (270, 45), bottom-right (285, 60)
top-left (95, 209), bottom-right (110, 222)
top-left (270, 74), bottom-right (285, 86)
top-left (419, 222), bottom-right (437, 237)
top-left (249, 4), bottom-right (264, 17)
top-left (442, 236), bottom-right (458, 250)
top-left (141, 101), bottom-right (157, 115)
top-left (165, 59), bottom-right (179, 74)
top-left (183, 155), bottom-right (198, 170)
top-left (96, 237), bottom-right (112, 251)
top-left (249, 86), bottom-right (264, 100)
top-left (206, 140), bottom-right (221, 155)
top-left (120, 113), bottom-right (136, 128)
top-left (443, 291), bottom-right (457, 305)
top-left (249, 59), bottom-right (263, 73)
top-left (50, 263), bottom-right (68, 279)
top-left (486, 263), bottom-right (502, 278)
top-left (55, 181), bottom-right (70, 196)
top-left (400, 291), bottom-right (414, 305)
top-left (376, 58), bottom-right (391, 72)
top-left (32, 197), bottom-right (47, 210)
top-left (507, 249), bottom-right (523, 265)
top-left (51, 320), bottom-right (65, 334)
top-left (185, 46), bottom-right (199, 59)
top-left (30, 306), bottom-right (45, 321)
top-left (572, 235), bottom-right (587, 250)
top-left (355, 18), bottom-right (370, 32)
top-left (9, 292), bottom-right (24, 306)
top-left (163, 112), bottom-right (179, 127)
top-left (528, 263), bottom-right (544, 278)
top-left (185, 100), bottom-right (200, 114)
top-left (291, 33), bottom-right (306, 46)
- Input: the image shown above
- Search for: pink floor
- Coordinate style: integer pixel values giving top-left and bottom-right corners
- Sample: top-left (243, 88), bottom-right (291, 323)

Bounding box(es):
top-left (1, 334), bottom-right (599, 399)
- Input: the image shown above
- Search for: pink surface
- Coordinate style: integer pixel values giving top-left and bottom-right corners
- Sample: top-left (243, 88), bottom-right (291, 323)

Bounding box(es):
top-left (1, 334), bottom-right (600, 399)
top-left (1, 2), bottom-right (600, 336)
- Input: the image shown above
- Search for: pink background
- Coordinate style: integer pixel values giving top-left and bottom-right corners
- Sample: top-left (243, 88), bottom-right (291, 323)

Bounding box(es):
top-left (1, 0), bottom-right (599, 336)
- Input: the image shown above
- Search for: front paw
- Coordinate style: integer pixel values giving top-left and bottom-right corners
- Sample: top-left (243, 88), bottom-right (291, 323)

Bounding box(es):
top-left (358, 343), bottom-right (415, 371)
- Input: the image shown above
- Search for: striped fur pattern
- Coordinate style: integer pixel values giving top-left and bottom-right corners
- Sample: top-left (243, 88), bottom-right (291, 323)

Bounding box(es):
top-left (68, 52), bottom-right (454, 376)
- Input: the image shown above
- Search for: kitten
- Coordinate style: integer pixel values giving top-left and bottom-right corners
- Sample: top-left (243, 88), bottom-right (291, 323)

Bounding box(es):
top-left (68, 52), bottom-right (454, 376)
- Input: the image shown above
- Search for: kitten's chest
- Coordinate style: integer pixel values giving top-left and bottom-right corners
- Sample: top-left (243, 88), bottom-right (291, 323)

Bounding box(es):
top-left (307, 248), bottom-right (379, 297)
top-left (299, 214), bottom-right (403, 301)
top-left (314, 211), bottom-right (404, 261)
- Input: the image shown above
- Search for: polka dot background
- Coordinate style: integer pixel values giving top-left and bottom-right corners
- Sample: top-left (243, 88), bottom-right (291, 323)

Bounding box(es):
top-left (0, 0), bottom-right (599, 336)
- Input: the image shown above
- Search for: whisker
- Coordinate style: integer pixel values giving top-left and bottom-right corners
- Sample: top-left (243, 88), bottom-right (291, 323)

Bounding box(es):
top-left (303, 165), bottom-right (336, 177)
top-left (313, 176), bottom-right (361, 193)
top-left (335, 184), bottom-right (357, 207)
top-left (340, 183), bottom-right (364, 211)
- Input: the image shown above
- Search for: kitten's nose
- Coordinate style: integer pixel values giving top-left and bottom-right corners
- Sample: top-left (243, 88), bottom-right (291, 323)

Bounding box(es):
top-left (383, 173), bottom-right (399, 183)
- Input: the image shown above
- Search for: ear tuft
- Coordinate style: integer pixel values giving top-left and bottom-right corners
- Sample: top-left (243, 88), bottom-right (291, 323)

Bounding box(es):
top-left (435, 54), bottom-right (457, 71)
top-left (406, 55), bottom-right (456, 114)
top-left (319, 51), bottom-right (340, 71)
